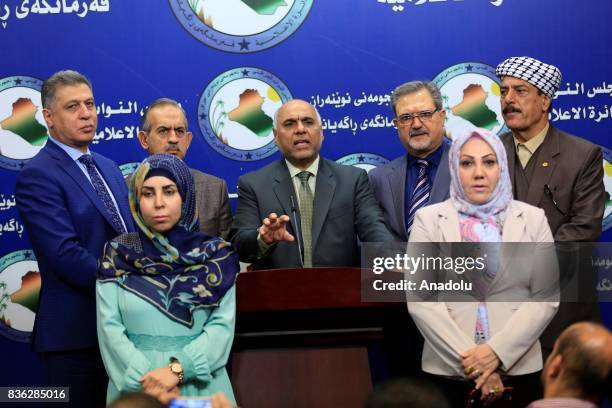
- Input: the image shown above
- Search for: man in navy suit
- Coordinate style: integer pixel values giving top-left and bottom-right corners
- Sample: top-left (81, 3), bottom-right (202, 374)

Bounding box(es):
top-left (368, 81), bottom-right (451, 380)
top-left (369, 80), bottom-right (451, 241)
top-left (16, 70), bottom-right (134, 407)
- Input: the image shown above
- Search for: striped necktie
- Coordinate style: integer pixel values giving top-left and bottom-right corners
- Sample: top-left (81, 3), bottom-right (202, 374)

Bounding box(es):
top-left (406, 159), bottom-right (430, 234)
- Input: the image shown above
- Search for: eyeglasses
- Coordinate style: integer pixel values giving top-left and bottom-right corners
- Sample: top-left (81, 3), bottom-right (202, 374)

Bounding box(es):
top-left (395, 109), bottom-right (439, 127)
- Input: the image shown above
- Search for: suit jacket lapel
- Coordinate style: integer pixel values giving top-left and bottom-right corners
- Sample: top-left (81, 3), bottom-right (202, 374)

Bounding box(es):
top-left (430, 142), bottom-right (451, 203)
top-left (526, 127), bottom-right (559, 206)
top-left (47, 143), bottom-right (120, 232)
top-left (502, 134), bottom-right (516, 187)
top-left (272, 160), bottom-right (297, 236)
top-left (494, 202), bottom-right (525, 288)
top-left (312, 159), bottom-right (335, 249)
top-left (95, 153), bottom-right (134, 232)
top-left (388, 156), bottom-right (407, 240)
top-left (437, 201), bottom-right (461, 242)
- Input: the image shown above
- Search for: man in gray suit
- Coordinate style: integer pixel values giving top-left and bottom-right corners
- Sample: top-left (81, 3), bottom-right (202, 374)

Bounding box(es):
top-left (368, 81), bottom-right (451, 242)
top-left (137, 98), bottom-right (232, 239)
top-left (230, 99), bottom-right (392, 269)
top-left (368, 81), bottom-right (452, 380)
top-left (496, 56), bottom-right (605, 358)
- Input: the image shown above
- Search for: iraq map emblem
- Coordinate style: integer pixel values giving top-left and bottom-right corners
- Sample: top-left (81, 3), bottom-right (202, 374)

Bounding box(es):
top-left (0, 76), bottom-right (48, 171)
top-left (0, 250), bottom-right (40, 343)
top-left (601, 146), bottom-right (612, 232)
top-left (197, 67), bottom-right (292, 161)
top-left (169, 0), bottom-right (314, 53)
top-left (433, 62), bottom-right (509, 139)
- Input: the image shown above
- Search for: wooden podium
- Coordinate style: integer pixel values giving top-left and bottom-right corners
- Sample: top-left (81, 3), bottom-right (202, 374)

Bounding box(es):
top-left (231, 267), bottom-right (388, 408)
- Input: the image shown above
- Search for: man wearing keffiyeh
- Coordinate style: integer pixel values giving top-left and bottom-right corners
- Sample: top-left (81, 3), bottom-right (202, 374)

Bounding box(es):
top-left (496, 56), bottom-right (605, 360)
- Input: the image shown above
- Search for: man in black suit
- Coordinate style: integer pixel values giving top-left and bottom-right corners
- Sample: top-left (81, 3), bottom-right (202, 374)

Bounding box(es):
top-left (231, 99), bottom-right (392, 269)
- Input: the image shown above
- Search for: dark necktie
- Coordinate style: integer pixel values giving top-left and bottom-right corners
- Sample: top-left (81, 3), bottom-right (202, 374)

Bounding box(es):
top-left (78, 154), bottom-right (126, 234)
top-left (406, 159), bottom-right (430, 234)
top-left (297, 171), bottom-right (313, 267)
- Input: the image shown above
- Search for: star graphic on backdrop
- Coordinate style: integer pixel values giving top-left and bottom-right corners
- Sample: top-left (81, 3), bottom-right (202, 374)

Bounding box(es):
top-left (239, 39), bottom-right (250, 51)
top-left (466, 64), bottom-right (473, 72)
top-left (241, 69), bottom-right (250, 77)
top-left (245, 152), bottom-right (253, 160)
top-left (24, 252), bottom-right (32, 259)
top-left (358, 155), bottom-right (365, 162)
top-left (199, 113), bottom-right (207, 121)
top-left (14, 78), bottom-right (22, 85)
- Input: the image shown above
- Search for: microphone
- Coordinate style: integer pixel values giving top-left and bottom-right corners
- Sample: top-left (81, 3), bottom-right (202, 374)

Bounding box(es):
top-left (290, 195), bottom-right (304, 267)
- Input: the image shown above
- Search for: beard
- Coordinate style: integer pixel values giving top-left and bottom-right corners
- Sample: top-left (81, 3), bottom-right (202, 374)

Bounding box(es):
top-left (408, 133), bottom-right (433, 153)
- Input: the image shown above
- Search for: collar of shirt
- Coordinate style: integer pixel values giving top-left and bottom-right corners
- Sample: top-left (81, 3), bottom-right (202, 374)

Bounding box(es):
top-left (285, 155), bottom-right (320, 180)
top-left (513, 123), bottom-right (549, 155)
top-left (47, 134), bottom-right (91, 162)
top-left (406, 137), bottom-right (447, 169)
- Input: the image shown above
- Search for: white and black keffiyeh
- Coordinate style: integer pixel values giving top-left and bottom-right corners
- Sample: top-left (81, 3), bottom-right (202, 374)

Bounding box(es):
top-left (496, 56), bottom-right (562, 98)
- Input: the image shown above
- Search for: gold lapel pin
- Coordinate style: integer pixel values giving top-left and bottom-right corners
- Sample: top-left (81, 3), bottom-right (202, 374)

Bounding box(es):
top-left (542, 161), bottom-right (550, 167)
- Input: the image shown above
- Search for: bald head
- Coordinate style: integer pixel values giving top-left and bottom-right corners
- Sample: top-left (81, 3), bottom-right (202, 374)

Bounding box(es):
top-left (543, 322), bottom-right (612, 403)
top-left (272, 99), bottom-right (324, 170)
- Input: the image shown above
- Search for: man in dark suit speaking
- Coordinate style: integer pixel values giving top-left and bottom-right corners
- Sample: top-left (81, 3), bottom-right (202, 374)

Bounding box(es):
top-left (231, 99), bottom-right (392, 269)
top-left (15, 70), bottom-right (135, 407)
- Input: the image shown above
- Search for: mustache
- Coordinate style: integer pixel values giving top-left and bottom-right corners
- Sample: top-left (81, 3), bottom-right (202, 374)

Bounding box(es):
top-left (410, 129), bottom-right (428, 137)
top-left (503, 105), bottom-right (522, 114)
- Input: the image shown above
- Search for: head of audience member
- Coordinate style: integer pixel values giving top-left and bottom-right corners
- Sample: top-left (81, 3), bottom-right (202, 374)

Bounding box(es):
top-left (41, 70), bottom-right (97, 153)
top-left (364, 378), bottom-right (450, 408)
top-left (496, 56), bottom-right (561, 141)
top-left (540, 322), bottom-right (612, 404)
top-left (449, 128), bottom-right (512, 219)
top-left (130, 153), bottom-right (198, 237)
top-left (138, 98), bottom-right (193, 160)
top-left (390, 81), bottom-right (446, 159)
top-left (107, 391), bottom-right (166, 408)
top-left (272, 99), bottom-right (324, 170)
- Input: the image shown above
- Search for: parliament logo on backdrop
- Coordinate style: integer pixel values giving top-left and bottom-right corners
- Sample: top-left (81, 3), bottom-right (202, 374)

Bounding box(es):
top-left (0, 76), bottom-right (48, 171)
top-left (0, 250), bottom-right (39, 343)
top-left (336, 153), bottom-right (389, 173)
top-left (198, 67), bottom-right (292, 161)
top-left (169, 0), bottom-right (314, 53)
top-left (601, 146), bottom-right (612, 232)
top-left (433, 62), bottom-right (508, 139)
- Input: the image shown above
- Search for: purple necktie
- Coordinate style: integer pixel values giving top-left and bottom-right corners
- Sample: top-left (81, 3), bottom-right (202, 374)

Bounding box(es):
top-left (79, 154), bottom-right (125, 234)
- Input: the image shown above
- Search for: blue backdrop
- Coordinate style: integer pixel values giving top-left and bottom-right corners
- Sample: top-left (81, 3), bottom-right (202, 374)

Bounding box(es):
top-left (1, 0), bottom-right (611, 387)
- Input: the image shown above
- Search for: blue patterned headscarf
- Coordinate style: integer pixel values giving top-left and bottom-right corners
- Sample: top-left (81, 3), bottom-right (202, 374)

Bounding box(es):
top-left (449, 128), bottom-right (513, 219)
top-left (98, 154), bottom-right (239, 327)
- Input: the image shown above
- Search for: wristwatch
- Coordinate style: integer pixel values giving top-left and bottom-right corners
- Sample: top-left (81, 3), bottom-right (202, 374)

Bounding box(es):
top-left (168, 358), bottom-right (184, 384)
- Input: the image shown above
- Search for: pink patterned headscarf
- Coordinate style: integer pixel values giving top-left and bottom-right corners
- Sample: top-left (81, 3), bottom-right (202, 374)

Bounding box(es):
top-left (449, 128), bottom-right (513, 219)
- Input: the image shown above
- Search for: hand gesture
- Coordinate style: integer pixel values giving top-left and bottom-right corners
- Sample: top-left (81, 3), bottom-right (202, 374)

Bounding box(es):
top-left (259, 213), bottom-right (294, 244)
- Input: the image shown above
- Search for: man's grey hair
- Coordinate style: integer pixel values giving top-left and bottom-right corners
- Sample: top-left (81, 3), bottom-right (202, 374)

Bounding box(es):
top-left (272, 99), bottom-right (323, 130)
top-left (41, 70), bottom-right (92, 109)
top-left (390, 80), bottom-right (443, 115)
top-left (140, 98), bottom-right (189, 132)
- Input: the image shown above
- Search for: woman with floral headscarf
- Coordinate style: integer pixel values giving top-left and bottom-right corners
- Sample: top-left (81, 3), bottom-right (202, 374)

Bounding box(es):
top-left (407, 129), bottom-right (558, 407)
top-left (96, 154), bottom-right (239, 404)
